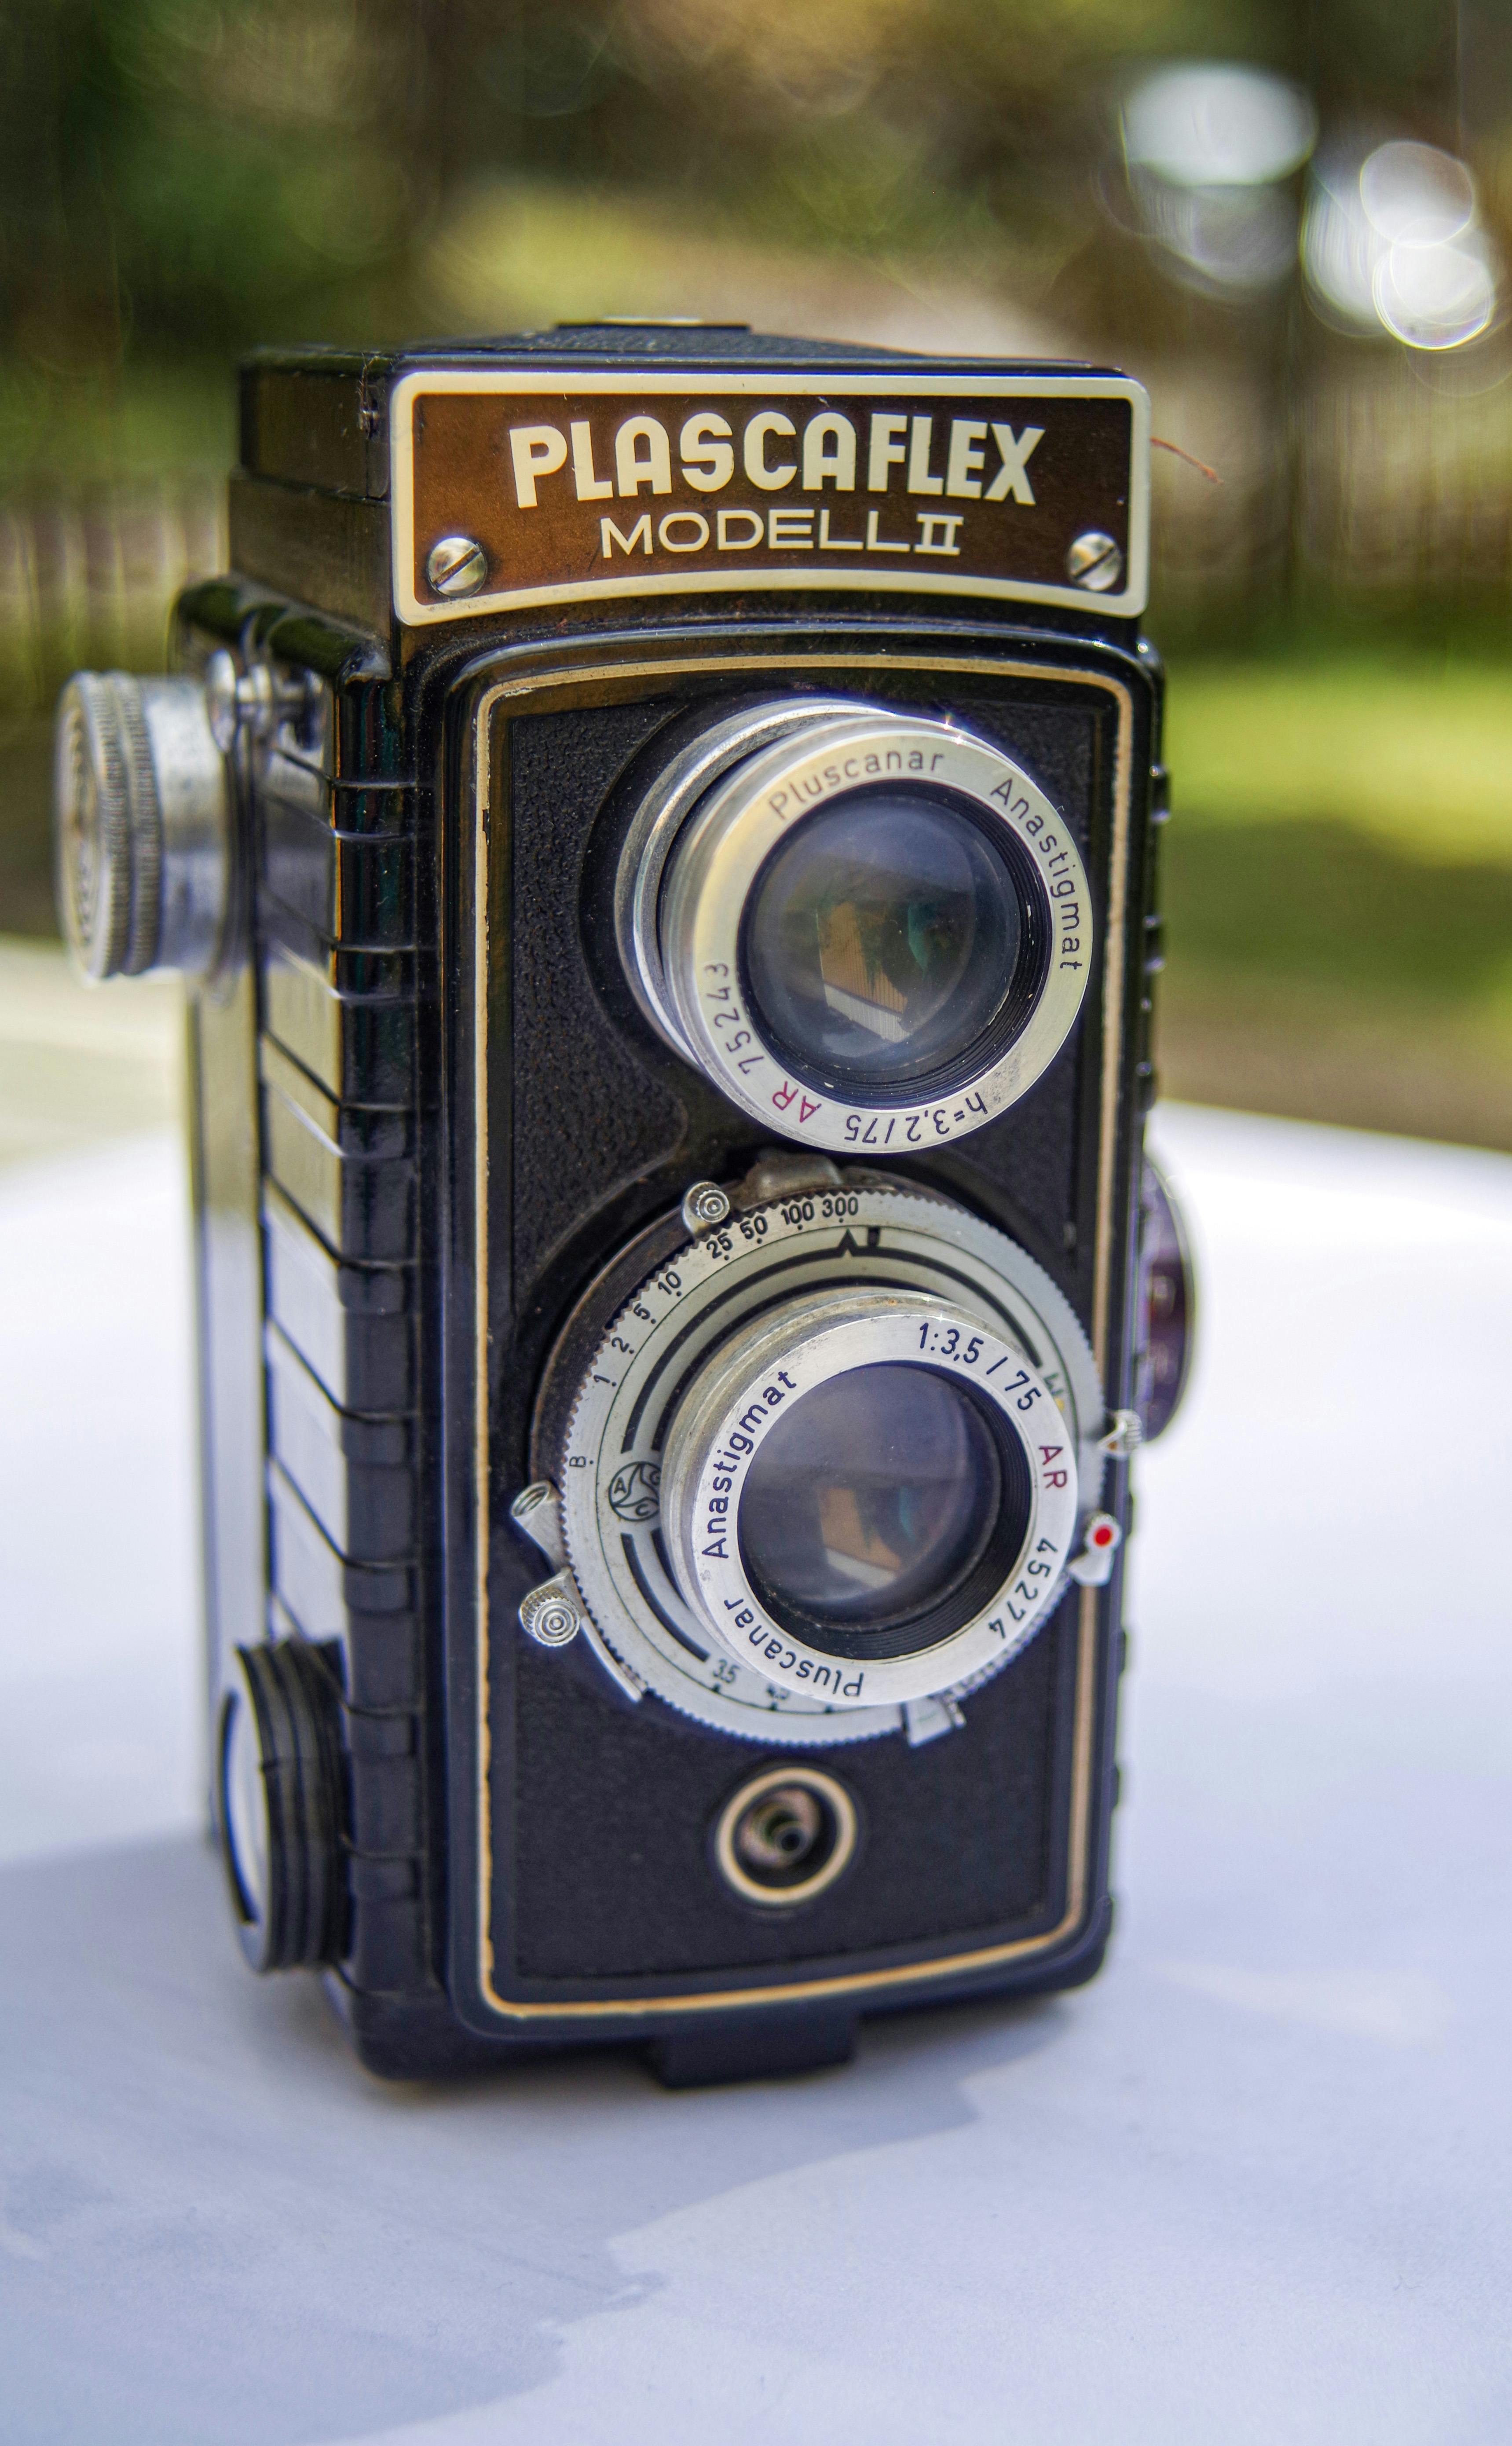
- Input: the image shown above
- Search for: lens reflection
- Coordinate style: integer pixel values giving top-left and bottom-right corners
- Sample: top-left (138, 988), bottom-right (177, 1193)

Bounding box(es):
top-left (743, 791), bottom-right (1022, 1088)
top-left (739, 1362), bottom-right (1000, 1638)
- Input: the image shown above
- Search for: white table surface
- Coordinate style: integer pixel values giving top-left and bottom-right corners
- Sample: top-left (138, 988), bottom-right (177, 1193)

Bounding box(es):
top-left (2, 1104), bottom-right (1508, 2446)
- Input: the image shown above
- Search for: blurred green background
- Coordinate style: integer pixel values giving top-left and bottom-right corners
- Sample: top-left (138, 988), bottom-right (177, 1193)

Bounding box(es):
top-left (2, 0), bottom-right (1510, 1147)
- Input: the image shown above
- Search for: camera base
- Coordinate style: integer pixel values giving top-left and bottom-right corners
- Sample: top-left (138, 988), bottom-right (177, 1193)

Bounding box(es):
top-left (646, 2011), bottom-right (856, 2090)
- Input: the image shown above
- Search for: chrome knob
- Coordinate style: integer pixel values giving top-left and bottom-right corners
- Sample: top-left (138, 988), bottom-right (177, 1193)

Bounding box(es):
top-left (53, 670), bottom-right (231, 981)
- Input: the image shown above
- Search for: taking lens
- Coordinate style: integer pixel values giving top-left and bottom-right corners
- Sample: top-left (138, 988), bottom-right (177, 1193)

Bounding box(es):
top-left (739, 1362), bottom-right (1026, 1657)
top-left (742, 791), bottom-right (1028, 1091)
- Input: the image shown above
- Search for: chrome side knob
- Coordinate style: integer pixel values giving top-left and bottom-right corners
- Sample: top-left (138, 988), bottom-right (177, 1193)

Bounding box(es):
top-left (1135, 1157), bottom-right (1196, 1440)
top-left (54, 670), bottom-right (231, 980)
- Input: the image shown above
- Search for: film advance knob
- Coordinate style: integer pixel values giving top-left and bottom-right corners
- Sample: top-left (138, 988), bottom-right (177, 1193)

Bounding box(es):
top-left (53, 669), bottom-right (231, 980)
top-left (218, 1640), bottom-right (348, 1973)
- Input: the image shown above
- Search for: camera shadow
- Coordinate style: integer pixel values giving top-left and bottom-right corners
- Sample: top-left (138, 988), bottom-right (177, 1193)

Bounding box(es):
top-left (0, 1831), bottom-right (1067, 2446)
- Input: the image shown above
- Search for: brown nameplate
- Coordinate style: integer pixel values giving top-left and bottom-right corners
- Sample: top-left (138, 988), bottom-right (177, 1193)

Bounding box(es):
top-left (391, 370), bottom-right (1149, 625)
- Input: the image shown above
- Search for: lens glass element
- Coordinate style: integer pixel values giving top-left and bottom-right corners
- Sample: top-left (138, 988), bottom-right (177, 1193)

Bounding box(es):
top-left (743, 791), bottom-right (1026, 1089)
top-left (739, 1362), bottom-right (1002, 1644)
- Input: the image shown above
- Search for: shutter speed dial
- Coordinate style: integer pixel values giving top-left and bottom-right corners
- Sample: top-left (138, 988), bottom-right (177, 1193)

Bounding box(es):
top-left (520, 1166), bottom-right (1107, 1747)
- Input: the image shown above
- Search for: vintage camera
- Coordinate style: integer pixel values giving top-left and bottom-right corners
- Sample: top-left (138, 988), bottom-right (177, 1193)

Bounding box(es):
top-left (53, 326), bottom-right (1191, 2084)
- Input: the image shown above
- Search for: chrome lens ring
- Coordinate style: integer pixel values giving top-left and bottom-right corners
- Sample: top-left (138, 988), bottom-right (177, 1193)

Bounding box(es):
top-left (659, 1289), bottom-right (1078, 1710)
top-left (620, 701), bottom-right (1091, 1153)
top-left (616, 696), bottom-right (865, 1051)
top-left (546, 1173), bottom-right (1103, 1744)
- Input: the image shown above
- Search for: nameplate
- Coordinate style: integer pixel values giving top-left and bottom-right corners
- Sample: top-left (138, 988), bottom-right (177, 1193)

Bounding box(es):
top-left (391, 366), bottom-right (1149, 625)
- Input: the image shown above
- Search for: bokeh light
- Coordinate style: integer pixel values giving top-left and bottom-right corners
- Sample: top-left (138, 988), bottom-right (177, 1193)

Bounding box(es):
top-left (1118, 61), bottom-right (1316, 296)
top-left (1303, 136), bottom-right (1501, 349)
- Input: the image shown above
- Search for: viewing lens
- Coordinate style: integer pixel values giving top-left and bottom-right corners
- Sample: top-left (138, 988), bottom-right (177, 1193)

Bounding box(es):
top-left (743, 791), bottom-right (1025, 1089)
top-left (739, 1362), bottom-right (1008, 1651)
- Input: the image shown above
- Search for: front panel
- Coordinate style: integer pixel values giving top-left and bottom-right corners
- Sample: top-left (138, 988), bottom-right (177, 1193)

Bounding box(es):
top-left (442, 622), bottom-right (1157, 2040)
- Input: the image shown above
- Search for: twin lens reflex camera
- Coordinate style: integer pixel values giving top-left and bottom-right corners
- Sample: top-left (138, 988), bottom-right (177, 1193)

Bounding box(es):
top-left (53, 327), bottom-right (1193, 2085)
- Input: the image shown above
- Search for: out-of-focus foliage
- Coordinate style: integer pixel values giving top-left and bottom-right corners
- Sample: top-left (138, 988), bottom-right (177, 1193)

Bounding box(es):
top-left (0, 0), bottom-right (428, 370)
top-left (1170, 659), bottom-right (1512, 863)
top-left (2, 0), bottom-right (1509, 1149)
top-left (0, 0), bottom-right (1486, 394)
top-left (1159, 650), bottom-right (1512, 1146)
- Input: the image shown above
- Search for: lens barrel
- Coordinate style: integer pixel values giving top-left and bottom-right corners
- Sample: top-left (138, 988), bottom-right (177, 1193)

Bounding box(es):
top-left (743, 787), bottom-right (1026, 1091)
top-left (736, 1358), bottom-right (1020, 1655)
top-left (541, 1170), bottom-right (1104, 1739)
top-left (617, 700), bottom-right (1091, 1152)
top-left (658, 1285), bottom-right (1079, 1707)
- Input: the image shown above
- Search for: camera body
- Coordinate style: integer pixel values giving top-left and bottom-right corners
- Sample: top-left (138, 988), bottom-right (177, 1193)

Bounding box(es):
top-left (55, 327), bottom-right (1187, 2082)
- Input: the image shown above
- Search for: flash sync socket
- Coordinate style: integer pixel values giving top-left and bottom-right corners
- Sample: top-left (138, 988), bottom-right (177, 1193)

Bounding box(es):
top-left (714, 1767), bottom-right (860, 1907)
top-left (616, 700), bottom-right (1091, 1154)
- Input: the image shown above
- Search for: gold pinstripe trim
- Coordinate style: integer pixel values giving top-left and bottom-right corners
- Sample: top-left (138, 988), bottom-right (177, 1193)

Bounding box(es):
top-left (472, 648), bottom-right (1133, 2020)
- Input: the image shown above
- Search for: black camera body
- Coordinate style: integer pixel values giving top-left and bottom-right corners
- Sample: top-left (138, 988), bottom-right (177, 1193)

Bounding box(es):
top-left (55, 326), bottom-right (1186, 2083)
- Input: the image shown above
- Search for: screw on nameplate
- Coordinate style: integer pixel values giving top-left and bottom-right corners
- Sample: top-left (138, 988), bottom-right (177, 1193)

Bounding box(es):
top-left (1066, 531), bottom-right (1124, 592)
top-left (426, 535), bottom-right (490, 597)
top-left (1067, 1512), bottom-right (1124, 1587)
top-left (1097, 1409), bottom-right (1144, 1458)
top-left (681, 1180), bottom-right (732, 1236)
top-left (518, 1570), bottom-right (585, 1648)
top-left (509, 1479), bottom-right (566, 1571)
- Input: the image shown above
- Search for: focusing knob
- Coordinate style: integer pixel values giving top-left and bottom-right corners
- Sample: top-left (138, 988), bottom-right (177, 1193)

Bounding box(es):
top-left (54, 669), bottom-right (231, 979)
top-left (218, 1640), bottom-right (348, 1973)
